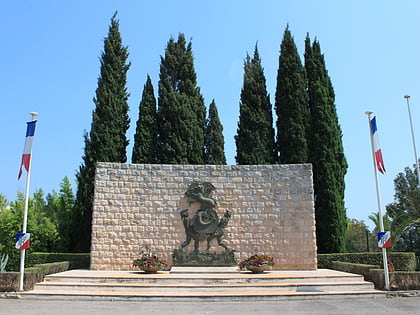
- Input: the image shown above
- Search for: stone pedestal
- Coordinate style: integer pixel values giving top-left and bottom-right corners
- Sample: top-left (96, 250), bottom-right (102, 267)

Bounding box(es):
top-left (172, 249), bottom-right (236, 266)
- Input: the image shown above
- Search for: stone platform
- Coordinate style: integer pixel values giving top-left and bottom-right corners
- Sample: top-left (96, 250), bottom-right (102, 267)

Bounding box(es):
top-left (21, 268), bottom-right (385, 301)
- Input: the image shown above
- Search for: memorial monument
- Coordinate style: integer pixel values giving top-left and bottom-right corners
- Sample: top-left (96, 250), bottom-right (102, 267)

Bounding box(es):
top-left (173, 181), bottom-right (236, 265)
top-left (90, 163), bottom-right (317, 271)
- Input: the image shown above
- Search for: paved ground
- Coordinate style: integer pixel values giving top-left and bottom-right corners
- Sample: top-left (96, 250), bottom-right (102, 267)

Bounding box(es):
top-left (1, 297), bottom-right (420, 315)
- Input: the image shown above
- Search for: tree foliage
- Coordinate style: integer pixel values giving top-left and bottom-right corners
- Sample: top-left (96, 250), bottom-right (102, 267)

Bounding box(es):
top-left (44, 177), bottom-right (75, 252)
top-left (72, 12), bottom-right (130, 252)
top-left (132, 75), bottom-right (158, 163)
top-left (157, 34), bottom-right (206, 164)
top-left (205, 100), bottom-right (226, 164)
top-left (368, 211), bottom-right (392, 234)
top-left (305, 35), bottom-right (348, 253)
top-left (0, 178), bottom-right (75, 270)
top-left (0, 190), bottom-right (61, 270)
top-left (275, 26), bottom-right (309, 164)
top-left (0, 194), bottom-right (21, 269)
top-left (236, 45), bottom-right (276, 164)
top-left (345, 218), bottom-right (377, 253)
top-left (386, 163), bottom-right (420, 253)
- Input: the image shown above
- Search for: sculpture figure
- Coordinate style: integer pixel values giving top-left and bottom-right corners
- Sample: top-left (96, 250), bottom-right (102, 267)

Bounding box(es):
top-left (180, 182), bottom-right (232, 252)
top-left (180, 209), bottom-right (199, 252)
top-left (206, 210), bottom-right (231, 251)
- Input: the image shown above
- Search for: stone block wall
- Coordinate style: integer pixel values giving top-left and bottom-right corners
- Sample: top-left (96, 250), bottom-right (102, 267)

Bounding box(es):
top-left (90, 163), bottom-right (317, 270)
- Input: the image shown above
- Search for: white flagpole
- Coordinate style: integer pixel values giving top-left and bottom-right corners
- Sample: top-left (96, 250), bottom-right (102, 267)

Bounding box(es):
top-left (19, 112), bottom-right (38, 291)
top-left (365, 111), bottom-right (390, 291)
top-left (403, 95), bottom-right (420, 187)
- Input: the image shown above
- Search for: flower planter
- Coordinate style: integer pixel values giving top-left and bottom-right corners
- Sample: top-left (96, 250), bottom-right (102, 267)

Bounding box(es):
top-left (246, 265), bottom-right (272, 273)
top-left (139, 265), bottom-right (163, 273)
top-left (133, 246), bottom-right (167, 273)
top-left (239, 253), bottom-right (275, 273)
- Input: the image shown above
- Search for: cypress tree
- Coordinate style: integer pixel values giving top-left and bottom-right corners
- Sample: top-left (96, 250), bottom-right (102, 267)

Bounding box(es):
top-left (235, 45), bottom-right (276, 164)
top-left (275, 26), bottom-right (309, 164)
top-left (205, 100), bottom-right (226, 165)
top-left (305, 35), bottom-right (347, 253)
top-left (157, 34), bottom-right (206, 164)
top-left (132, 75), bottom-right (157, 163)
top-left (71, 13), bottom-right (130, 252)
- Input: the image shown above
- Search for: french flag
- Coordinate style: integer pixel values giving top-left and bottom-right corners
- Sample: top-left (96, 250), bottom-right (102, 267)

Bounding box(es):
top-left (18, 120), bottom-right (37, 180)
top-left (377, 231), bottom-right (392, 248)
top-left (15, 233), bottom-right (31, 250)
top-left (370, 116), bottom-right (386, 174)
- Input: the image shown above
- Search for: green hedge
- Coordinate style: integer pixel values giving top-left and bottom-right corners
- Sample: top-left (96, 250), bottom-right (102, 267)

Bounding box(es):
top-left (6, 252), bottom-right (90, 271)
top-left (331, 261), bottom-right (420, 290)
top-left (331, 261), bottom-right (380, 276)
top-left (0, 261), bottom-right (70, 291)
top-left (26, 252), bottom-right (90, 270)
top-left (318, 252), bottom-right (416, 271)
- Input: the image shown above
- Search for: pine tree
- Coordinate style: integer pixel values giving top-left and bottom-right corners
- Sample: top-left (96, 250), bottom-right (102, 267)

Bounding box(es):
top-left (71, 13), bottom-right (130, 252)
top-left (275, 26), bottom-right (309, 164)
top-left (305, 35), bottom-right (347, 253)
top-left (157, 34), bottom-right (206, 164)
top-left (205, 100), bottom-right (226, 164)
top-left (132, 75), bottom-right (157, 163)
top-left (235, 45), bottom-right (276, 164)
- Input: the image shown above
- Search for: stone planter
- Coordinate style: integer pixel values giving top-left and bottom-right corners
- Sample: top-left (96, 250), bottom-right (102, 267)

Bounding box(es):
top-left (139, 265), bottom-right (163, 273)
top-left (246, 265), bottom-right (272, 273)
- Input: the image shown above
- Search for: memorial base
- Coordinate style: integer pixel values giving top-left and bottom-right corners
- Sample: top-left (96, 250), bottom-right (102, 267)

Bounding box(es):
top-left (172, 248), bottom-right (236, 266)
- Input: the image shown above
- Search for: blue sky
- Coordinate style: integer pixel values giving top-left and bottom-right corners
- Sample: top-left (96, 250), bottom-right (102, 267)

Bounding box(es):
top-left (2, 1), bottom-right (419, 229)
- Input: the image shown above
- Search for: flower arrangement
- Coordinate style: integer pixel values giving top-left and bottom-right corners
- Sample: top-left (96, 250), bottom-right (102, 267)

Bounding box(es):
top-left (132, 245), bottom-right (168, 272)
top-left (238, 253), bottom-right (275, 270)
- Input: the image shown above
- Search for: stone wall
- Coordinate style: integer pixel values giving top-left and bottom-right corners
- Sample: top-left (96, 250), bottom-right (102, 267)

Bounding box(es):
top-left (90, 163), bottom-right (317, 270)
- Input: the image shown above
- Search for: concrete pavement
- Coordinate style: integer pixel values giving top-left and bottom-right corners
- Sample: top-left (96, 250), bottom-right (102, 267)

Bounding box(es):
top-left (1, 297), bottom-right (420, 315)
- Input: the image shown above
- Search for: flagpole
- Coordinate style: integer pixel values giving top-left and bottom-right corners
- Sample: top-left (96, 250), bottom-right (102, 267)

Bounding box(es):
top-left (365, 111), bottom-right (390, 291)
top-left (403, 95), bottom-right (420, 187)
top-left (19, 112), bottom-right (38, 291)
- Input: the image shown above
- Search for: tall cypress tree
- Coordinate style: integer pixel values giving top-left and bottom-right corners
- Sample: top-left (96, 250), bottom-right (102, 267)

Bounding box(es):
top-left (305, 35), bottom-right (347, 253)
top-left (71, 13), bottom-right (130, 252)
top-left (275, 26), bottom-right (309, 164)
top-left (235, 45), bottom-right (276, 164)
top-left (132, 75), bottom-right (157, 164)
top-left (205, 100), bottom-right (226, 165)
top-left (157, 34), bottom-right (206, 164)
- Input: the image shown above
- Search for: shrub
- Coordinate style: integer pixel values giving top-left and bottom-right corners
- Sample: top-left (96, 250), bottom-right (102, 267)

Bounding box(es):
top-left (318, 252), bottom-right (416, 271)
top-left (330, 261), bottom-right (420, 290)
top-left (26, 252), bottom-right (90, 269)
top-left (0, 261), bottom-right (70, 291)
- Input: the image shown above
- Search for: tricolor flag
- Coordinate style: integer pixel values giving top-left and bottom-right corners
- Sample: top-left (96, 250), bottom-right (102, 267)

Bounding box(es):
top-left (377, 231), bottom-right (392, 248)
top-left (15, 233), bottom-right (31, 250)
top-left (18, 120), bottom-right (37, 180)
top-left (370, 116), bottom-right (386, 174)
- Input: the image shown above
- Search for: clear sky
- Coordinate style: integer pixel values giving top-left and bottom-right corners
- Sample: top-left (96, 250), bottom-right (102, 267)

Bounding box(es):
top-left (2, 1), bottom-right (419, 229)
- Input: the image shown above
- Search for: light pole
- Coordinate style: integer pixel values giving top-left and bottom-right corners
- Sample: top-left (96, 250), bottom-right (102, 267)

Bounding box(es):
top-left (403, 95), bottom-right (420, 186)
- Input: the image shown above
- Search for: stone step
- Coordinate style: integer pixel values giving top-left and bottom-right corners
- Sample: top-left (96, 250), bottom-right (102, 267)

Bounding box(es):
top-left (41, 270), bottom-right (368, 285)
top-left (22, 269), bottom-right (385, 301)
top-left (22, 289), bottom-right (385, 301)
top-left (33, 281), bottom-right (375, 292)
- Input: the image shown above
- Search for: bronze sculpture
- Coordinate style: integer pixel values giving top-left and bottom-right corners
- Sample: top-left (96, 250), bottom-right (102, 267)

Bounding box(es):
top-left (174, 182), bottom-right (235, 265)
